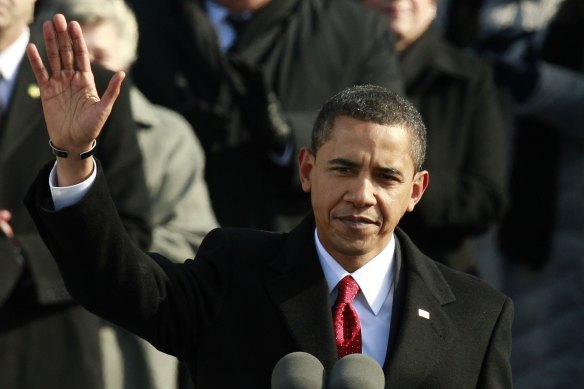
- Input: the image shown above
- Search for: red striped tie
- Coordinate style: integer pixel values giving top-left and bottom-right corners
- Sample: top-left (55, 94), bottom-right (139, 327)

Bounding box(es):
top-left (332, 276), bottom-right (362, 358)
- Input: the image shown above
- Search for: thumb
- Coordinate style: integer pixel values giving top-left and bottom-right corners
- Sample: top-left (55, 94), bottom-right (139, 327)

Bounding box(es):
top-left (98, 71), bottom-right (126, 116)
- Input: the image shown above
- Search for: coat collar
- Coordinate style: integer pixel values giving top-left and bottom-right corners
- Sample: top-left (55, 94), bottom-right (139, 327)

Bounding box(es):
top-left (264, 216), bottom-right (459, 384)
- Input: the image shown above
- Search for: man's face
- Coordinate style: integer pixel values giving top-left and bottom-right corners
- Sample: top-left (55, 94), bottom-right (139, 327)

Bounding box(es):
top-left (0, 0), bottom-right (36, 35)
top-left (362, 0), bottom-right (437, 51)
top-left (299, 116), bottom-right (428, 272)
top-left (214, 0), bottom-right (272, 12)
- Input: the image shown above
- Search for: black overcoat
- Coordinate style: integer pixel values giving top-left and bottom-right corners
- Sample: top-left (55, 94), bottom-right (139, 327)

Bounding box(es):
top-left (26, 162), bottom-right (513, 389)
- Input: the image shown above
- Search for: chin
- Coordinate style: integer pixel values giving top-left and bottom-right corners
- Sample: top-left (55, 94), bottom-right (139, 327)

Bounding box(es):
top-left (335, 241), bottom-right (374, 258)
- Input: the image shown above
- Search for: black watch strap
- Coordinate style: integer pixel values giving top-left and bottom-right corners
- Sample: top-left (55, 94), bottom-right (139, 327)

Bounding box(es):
top-left (49, 139), bottom-right (97, 160)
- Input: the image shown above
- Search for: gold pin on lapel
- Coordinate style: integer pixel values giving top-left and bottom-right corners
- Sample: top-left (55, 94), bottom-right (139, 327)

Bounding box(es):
top-left (28, 84), bottom-right (40, 99)
top-left (418, 309), bottom-right (430, 320)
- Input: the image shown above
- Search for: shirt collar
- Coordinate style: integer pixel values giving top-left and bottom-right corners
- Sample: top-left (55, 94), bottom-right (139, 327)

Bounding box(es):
top-left (315, 228), bottom-right (396, 315)
top-left (205, 0), bottom-right (254, 23)
top-left (0, 27), bottom-right (30, 81)
top-left (205, 0), bottom-right (253, 51)
top-left (206, 0), bottom-right (231, 25)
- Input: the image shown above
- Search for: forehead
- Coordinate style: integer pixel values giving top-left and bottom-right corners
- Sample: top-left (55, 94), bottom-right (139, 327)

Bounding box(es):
top-left (321, 116), bottom-right (415, 167)
top-left (326, 115), bottom-right (410, 147)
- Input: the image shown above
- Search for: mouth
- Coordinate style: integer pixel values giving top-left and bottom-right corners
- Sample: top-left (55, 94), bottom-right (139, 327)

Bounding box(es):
top-left (335, 215), bottom-right (380, 229)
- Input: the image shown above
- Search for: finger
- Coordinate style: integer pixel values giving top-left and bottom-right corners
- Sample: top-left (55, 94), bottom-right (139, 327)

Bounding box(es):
top-left (0, 221), bottom-right (14, 239)
top-left (53, 14), bottom-right (74, 71)
top-left (26, 43), bottom-right (50, 85)
top-left (99, 71), bottom-right (126, 116)
top-left (69, 20), bottom-right (91, 72)
top-left (43, 19), bottom-right (61, 74)
top-left (0, 209), bottom-right (12, 222)
top-left (0, 224), bottom-right (14, 239)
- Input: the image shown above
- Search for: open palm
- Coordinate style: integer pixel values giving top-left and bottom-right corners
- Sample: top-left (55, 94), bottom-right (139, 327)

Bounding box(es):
top-left (26, 14), bottom-right (124, 152)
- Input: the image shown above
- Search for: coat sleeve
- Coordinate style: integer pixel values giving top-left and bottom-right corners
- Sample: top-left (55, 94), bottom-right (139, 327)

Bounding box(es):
top-left (24, 161), bottom-right (226, 360)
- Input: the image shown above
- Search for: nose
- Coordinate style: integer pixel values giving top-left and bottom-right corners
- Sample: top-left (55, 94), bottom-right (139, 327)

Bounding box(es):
top-left (344, 176), bottom-right (377, 207)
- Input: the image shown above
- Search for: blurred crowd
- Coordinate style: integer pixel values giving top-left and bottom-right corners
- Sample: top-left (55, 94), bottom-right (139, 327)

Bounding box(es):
top-left (1, 0), bottom-right (582, 388)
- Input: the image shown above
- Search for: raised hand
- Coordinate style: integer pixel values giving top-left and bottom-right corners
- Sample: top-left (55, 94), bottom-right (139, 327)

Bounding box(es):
top-left (26, 14), bottom-right (125, 185)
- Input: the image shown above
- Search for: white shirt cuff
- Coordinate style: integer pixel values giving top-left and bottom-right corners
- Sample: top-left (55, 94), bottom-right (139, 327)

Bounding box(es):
top-left (49, 159), bottom-right (97, 211)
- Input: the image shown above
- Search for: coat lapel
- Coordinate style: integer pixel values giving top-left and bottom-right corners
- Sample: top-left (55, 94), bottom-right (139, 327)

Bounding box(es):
top-left (264, 215), bottom-right (338, 371)
top-left (0, 57), bottom-right (44, 164)
top-left (385, 229), bottom-right (458, 387)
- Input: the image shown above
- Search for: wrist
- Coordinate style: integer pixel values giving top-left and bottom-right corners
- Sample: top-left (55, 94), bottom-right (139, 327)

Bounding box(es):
top-left (54, 157), bottom-right (95, 187)
top-left (49, 139), bottom-right (97, 160)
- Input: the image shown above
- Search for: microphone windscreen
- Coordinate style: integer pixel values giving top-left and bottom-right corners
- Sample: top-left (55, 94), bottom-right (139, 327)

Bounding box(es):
top-left (327, 354), bottom-right (384, 389)
top-left (271, 351), bottom-right (326, 389)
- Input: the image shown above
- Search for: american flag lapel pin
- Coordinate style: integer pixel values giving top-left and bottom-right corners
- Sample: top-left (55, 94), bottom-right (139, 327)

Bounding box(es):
top-left (418, 308), bottom-right (430, 320)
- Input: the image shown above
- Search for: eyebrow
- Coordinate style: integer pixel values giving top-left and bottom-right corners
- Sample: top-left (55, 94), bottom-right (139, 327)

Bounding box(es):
top-left (327, 158), bottom-right (405, 179)
top-left (327, 158), bottom-right (359, 168)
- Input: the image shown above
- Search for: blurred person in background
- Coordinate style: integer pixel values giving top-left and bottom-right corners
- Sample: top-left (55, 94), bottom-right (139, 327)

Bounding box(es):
top-left (37, 0), bottom-right (220, 388)
top-left (361, 0), bottom-right (507, 275)
top-left (122, 0), bottom-right (404, 233)
top-left (440, 0), bottom-right (584, 386)
top-left (0, 1), bottom-right (151, 389)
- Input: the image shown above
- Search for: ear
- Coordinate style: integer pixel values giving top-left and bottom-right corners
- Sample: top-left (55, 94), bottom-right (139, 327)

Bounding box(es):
top-left (298, 147), bottom-right (315, 193)
top-left (406, 170), bottom-right (429, 212)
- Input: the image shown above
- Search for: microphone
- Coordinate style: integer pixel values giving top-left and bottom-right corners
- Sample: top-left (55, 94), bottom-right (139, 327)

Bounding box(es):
top-left (327, 354), bottom-right (385, 389)
top-left (271, 351), bottom-right (326, 389)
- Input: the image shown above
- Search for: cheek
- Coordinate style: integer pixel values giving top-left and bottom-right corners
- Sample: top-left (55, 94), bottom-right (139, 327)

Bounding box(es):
top-left (312, 184), bottom-right (343, 216)
top-left (377, 192), bottom-right (407, 224)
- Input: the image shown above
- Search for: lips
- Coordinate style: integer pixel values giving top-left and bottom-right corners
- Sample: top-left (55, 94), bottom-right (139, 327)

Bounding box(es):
top-left (336, 215), bottom-right (380, 228)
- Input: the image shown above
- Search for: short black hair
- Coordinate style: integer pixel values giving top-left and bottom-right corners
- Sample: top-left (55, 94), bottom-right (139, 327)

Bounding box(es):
top-left (311, 84), bottom-right (427, 172)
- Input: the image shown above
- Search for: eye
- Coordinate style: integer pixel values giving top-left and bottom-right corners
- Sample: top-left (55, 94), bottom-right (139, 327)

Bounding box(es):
top-left (331, 166), bottom-right (355, 175)
top-left (376, 171), bottom-right (402, 184)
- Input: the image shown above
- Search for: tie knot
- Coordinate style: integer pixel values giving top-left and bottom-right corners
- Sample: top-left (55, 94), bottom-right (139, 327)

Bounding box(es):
top-left (226, 13), bottom-right (250, 35)
top-left (337, 276), bottom-right (360, 304)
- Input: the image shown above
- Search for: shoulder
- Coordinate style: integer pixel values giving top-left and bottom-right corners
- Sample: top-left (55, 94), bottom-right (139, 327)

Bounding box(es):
top-left (396, 228), bottom-right (510, 310)
top-left (131, 88), bottom-right (199, 147)
top-left (438, 262), bottom-right (510, 309)
top-left (196, 227), bottom-right (287, 265)
top-left (432, 38), bottom-right (494, 83)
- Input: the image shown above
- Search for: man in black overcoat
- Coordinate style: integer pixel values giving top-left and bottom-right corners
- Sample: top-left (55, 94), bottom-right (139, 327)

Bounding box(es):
top-left (25, 14), bottom-right (513, 389)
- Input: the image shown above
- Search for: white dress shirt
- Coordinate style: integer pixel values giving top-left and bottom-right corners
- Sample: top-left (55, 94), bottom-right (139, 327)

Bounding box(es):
top-left (315, 229), bottom-right (396, 366)
top-left (50, 160), bottom-right (97, 210)
top-left (0, 27), bottom-right (30, 111)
